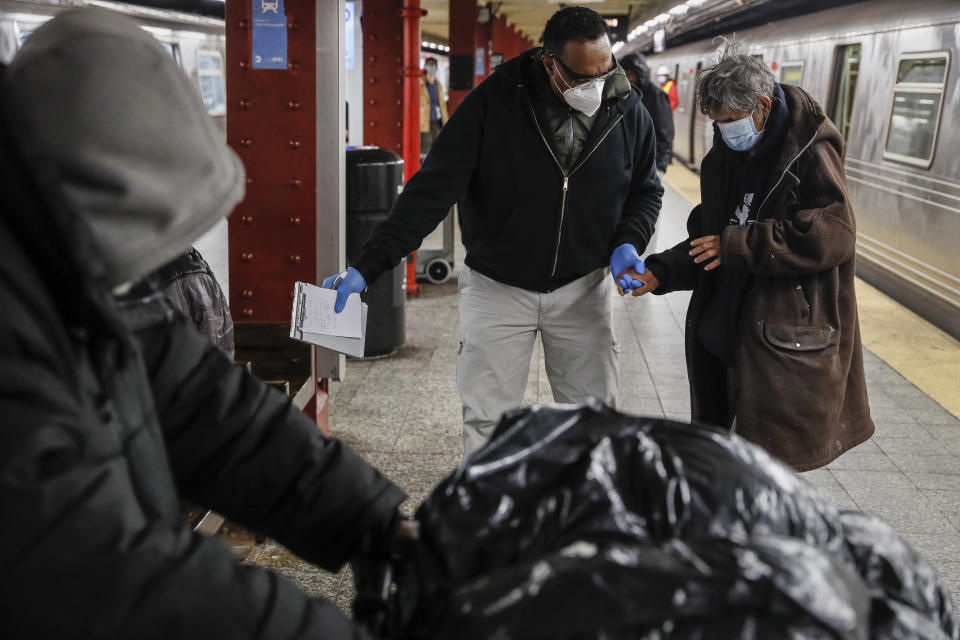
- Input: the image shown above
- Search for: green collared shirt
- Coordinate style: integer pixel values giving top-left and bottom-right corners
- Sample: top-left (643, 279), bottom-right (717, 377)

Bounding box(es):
top-left (530, 49), bottom-right (632, 172)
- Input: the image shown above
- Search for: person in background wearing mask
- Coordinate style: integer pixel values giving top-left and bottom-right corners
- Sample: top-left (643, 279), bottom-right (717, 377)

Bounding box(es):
top-left (622, 52), bottom-right (674, 172)
top-left (658, 65), bottom-right (678, 111)
top-left (322, 7), bottom-right (663, 455)
top-left (420, 56), bottom-right (449, 153)
top-left (626, 41), bottom-right (874, 472)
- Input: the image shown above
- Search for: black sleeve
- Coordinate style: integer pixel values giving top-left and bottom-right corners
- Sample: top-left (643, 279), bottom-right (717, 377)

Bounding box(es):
top-left (0, 300), bottom-right (375, 638)
top-left (352, 82), bottom-right (488, 284)
top-left (644, 203), bottom-right (704, 294)
top-left (138, 315), bottom-right (407, 571)
top-left (610, 103), bottom-right (664, 254)
top-left (651, 91), bottom-right (674, 171)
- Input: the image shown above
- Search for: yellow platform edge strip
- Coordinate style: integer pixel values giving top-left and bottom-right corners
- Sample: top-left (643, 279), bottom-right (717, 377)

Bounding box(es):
top-left (662, 163), bottom-right (960, 418)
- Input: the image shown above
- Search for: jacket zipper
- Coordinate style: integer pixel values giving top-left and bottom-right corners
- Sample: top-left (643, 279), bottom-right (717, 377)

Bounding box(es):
top-left (754, 129), bottom-right (818, 218)
top-left (528, 101), bottom-right (625, 276)
top-left (552, 114), bottom-right (625, 275)
top-left (729, 126), bottom-right (819, 371)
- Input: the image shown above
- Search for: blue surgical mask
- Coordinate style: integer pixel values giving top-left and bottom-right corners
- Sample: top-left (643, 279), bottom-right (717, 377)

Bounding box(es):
top-left (717, 110), bottom-right (763, 151)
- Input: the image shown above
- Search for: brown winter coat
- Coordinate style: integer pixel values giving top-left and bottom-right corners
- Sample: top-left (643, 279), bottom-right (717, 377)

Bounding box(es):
top-left (645, 84), bottom-right (874, 471)
top-left (420, 76), bottom-right (449, 132)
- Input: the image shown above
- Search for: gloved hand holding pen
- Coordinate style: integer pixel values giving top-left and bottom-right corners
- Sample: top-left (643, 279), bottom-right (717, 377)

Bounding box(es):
top-left (321, 266), bottom-right (367, 313)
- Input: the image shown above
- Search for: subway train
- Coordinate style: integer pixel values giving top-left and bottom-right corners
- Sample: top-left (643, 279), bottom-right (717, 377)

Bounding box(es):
top-left (632, 0), bottom-right (960, 341)
top-left (0, 1), bottom-right (226, 129)
top-left (0, 0), bottom-right (231, 291)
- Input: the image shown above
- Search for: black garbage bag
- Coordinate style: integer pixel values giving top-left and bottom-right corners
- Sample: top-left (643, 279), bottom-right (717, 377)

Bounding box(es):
top-left (840, 511), bottom-right (957, 639)
top-left (362, 401), bottom-right (956, 639)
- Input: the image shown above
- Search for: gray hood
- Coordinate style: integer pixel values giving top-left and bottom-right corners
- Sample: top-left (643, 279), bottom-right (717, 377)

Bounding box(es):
top-left (5, 8), bottom-right (244, 287)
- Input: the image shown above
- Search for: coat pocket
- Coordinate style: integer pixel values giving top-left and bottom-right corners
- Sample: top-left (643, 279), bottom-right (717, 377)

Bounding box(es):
top-left (736, 319), bottom-right (844, 463)
top-left (763, 323), bottom-right (837, 352)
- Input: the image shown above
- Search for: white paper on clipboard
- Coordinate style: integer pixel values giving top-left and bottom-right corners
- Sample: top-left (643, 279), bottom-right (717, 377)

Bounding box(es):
top-left (290, 281), bottom-right (368, 357)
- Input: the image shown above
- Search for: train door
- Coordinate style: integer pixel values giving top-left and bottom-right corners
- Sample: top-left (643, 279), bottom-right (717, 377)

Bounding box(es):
top-left (828, 43), bottom-right (861, 145)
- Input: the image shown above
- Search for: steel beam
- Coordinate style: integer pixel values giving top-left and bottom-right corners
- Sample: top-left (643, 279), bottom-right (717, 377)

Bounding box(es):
top-left (447, 0), bottom-right (476, 112)
top-left (226, 0), bottom-right (343, 433)
top-left (364, 0), bottom-right (422, 295)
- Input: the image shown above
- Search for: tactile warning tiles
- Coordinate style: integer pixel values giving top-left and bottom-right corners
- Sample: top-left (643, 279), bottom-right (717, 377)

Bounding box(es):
top-left (856, 278), bottom-right (960, 418)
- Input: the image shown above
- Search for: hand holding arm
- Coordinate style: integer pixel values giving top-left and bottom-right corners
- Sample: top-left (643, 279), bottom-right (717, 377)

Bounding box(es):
top-left (610, 243), bottom-right (647, 294)
top-left (720, 140), bottom-right (856, 276)
top-left (689, 235), bottom-right (721, 271)
top-left (628, 268), bottom-right (660, 296)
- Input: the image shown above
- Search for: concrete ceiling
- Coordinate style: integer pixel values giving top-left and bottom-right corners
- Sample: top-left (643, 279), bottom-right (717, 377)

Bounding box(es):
top-left (421, 0), bottom-right (668, 43)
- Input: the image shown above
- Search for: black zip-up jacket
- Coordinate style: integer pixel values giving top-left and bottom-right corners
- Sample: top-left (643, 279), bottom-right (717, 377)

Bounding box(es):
top-left (353, 48), bottom-right (664, 292)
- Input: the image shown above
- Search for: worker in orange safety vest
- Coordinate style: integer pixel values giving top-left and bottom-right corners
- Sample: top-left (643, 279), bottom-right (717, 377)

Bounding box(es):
top-left (657, 65), bottom-right (678, 111)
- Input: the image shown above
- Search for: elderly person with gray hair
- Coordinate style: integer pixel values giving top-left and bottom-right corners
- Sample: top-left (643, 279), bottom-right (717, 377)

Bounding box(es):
top-left (627, 41), bottom-right (875, 471)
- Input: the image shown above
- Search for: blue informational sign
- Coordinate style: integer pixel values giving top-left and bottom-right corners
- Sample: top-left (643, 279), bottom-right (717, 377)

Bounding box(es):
top-left (252, 0), bottom-right (287, 70)
top-left (475, 47), bottom-right (485, 76)
top-left (345, 2), bottom-right (356, 70)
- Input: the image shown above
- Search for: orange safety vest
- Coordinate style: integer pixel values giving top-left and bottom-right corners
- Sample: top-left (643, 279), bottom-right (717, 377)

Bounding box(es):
top-left (661, 79), bottom-right (678, 111)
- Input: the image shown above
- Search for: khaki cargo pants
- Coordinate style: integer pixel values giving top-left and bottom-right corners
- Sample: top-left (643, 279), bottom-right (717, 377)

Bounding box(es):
top-left (457, 266), bottom-right (619, 455)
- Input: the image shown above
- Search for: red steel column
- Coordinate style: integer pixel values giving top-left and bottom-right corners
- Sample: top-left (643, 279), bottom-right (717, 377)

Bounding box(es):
top-left (400, 1), bottom-right (424, 178)
top-left (448, 0), bottom-right (477, 112)
top-left (226, 1), bottom-right (331, 433)
top-left (363, 0), bottom-right (403, 154)
top-left (475, 10), bottom-right (491, 82)
top-left (364, 0), bottom-right (422, 295)
top-left (491, 14), bottom-right (505, 65)
top-left (401, 0), bottom-right (425, 295)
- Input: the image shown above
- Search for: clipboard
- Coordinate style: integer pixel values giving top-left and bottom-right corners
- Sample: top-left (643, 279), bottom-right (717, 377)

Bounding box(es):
top-left (289, 281), bottom-right (368, 357)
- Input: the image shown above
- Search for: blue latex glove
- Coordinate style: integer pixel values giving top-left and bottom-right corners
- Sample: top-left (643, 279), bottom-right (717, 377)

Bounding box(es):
top-left (321, 266), bottom-right (366, 313)
top-left (610, 243), bottom-right (646, 292)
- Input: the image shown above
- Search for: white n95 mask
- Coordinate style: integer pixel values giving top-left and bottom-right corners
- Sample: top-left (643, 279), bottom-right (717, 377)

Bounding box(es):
top-left (561, 79), bottom-right (604, 117)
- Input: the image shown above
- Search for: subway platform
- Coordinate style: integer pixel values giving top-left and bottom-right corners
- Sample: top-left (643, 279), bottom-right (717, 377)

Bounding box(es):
top-left (246, 163), bottom-right (960, 611)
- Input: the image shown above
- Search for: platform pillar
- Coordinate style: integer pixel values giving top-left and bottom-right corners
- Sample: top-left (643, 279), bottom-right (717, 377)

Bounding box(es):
top-left (226, 0), bottom-right (345, 434)
top-left (447, 0), bottom-right (477, 112)
top-left (364, 0), bottom-right (423, 295)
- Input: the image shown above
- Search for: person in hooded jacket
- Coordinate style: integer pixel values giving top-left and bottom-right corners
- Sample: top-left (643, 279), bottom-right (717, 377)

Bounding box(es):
top-left (0, 9), bottom-right (413, 638)
top-left (322, 7), bottom-right (663, 455)
top-left (626, 42), bottom-right (875, 471)
top-left (150, 247), bottom-right (235, 361)
top-left (621, 52), bottom-right (674, 172)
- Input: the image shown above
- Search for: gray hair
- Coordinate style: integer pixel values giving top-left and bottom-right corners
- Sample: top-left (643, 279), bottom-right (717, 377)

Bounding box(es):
top-left (696, 39), bottom-right (775, 115)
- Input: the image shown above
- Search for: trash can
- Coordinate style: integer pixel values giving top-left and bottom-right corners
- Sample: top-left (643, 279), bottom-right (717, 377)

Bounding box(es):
top-left (346, 147), bottom-right (405, 357)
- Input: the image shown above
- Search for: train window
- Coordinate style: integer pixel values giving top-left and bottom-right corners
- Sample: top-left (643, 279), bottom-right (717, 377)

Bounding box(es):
top-left (828, 43), bottom-right (861, 145)
top-left (14, 22), bottom-right (37, 48)
top-left (883, 52), bottom-right (950, 167)
top-left (197, 50), bottom-right (227, 116)
top-left (160, 42), bottom-right (182, 67)
top-left (780, 62), bottom-right (804, 86)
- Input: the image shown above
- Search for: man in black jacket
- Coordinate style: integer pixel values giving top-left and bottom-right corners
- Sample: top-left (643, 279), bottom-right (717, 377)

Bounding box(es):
top-left (0, 9), bottom-right (410, 638)
top-left (622, 52), bottom-right (674, 172)
top-left (324, 8), bottom-right (663, 454)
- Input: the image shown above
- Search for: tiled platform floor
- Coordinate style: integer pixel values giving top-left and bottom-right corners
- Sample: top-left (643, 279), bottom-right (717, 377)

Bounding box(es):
top-left (248, 177), bottom-right (960, 614)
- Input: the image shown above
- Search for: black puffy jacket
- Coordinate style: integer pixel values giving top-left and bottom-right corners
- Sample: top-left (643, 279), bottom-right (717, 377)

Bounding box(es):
top-left (354, 48), bottom-right (664, 292)
top-left (0, 79), bottom-right (404, 638)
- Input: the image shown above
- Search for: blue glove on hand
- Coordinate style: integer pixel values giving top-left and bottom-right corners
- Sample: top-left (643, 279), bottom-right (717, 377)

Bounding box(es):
top-left (610, 243), bottom-right (646, 292)
top-left (321, 266), bottom-right (366, 313)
